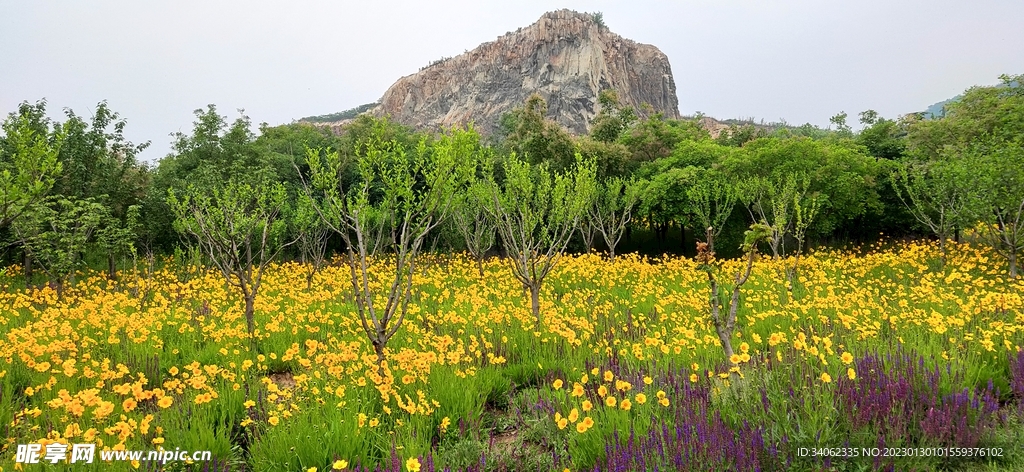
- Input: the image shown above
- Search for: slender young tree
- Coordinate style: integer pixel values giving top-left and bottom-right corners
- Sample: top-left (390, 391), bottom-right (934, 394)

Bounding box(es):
top-left (590, 176), bottom-right (643, 261)
top-left (486, 152), bottom-right (596, 322)
top-left (738, 175), bottom-right (797, 260)
top-left (686, 171), bottom-right (738, 253)
top-left (96, 205), bottom-right (142, 281)
top-left (303, 120), bottom-right (473, 365)
top-left (294, 192), bottom-right (332, 290)
top-left (787, 189), bottom-right (821, 295)
top-left (168, 179), bottom-right (290, 339)
top-left (697, 224), bottom-right (771, 361)
top-left (12, 197), bottom-right (106, 297)
top-left (451, 180), bottom-right (497, 277)
top-left (892, 158), bottom-right (983, 268)
top-left (973, 146), bottom-right (1024, 278)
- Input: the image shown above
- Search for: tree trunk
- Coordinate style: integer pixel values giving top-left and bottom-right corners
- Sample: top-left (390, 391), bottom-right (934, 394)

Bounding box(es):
top-left (476, 257), bottom-right (485, 278)
top-left (107, 252), bottom-right (117, 281)
top-left (1010, 252), bottom-right (1018, 279)
top-left (530, 282), bottom-right (541, 323)
top-left (609, 246), bottom-right (616, 262)
top-left (24, 253), bottom-right (33, 288)
top-left (715, 321), bottom-right (735, 359)
top-left (244, 295), bottom-right (256, 338)
top-left (939, 236), bottom-right (947, 269)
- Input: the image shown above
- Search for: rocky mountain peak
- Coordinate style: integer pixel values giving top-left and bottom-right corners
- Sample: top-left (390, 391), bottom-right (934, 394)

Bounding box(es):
top-left (366, 10), bottom-right (680, 135)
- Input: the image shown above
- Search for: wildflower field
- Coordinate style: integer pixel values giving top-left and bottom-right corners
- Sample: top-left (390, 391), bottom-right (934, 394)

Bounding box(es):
top-left (2, 240), bottom-right (1023, 472)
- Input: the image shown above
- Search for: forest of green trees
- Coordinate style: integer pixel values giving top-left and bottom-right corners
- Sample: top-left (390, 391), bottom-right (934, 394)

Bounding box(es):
top-left (1, 73), bottom-right (1022, 294)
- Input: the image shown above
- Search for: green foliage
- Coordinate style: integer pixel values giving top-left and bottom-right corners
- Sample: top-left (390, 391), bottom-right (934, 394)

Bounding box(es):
top-left (620, 113), bottom-right (708, 165)
top-left (52, 101), bottom-right (150, 212)
top-left (500, 94), bottom-right (577, 171)
top-left (857, 110), bottom-right (906, 160)
top-left (723, 136), bottom-right (879, 235)
top-left (590, 90), bottom-right (636, 144)
top-left (0, 105), bottom-right (64, 229)
top-left (828, 111), bottom-right (852, 137)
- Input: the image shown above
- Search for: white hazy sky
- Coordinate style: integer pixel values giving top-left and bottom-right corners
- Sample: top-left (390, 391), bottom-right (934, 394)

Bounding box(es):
top-left (2, 1), bottom-right (1022, 161)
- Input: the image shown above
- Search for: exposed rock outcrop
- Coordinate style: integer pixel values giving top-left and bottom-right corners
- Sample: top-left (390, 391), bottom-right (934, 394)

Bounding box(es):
top-left (367, 10), bottom-right (680, 135)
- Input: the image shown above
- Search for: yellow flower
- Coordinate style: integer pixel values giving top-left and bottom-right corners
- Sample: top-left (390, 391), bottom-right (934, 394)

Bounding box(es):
top-left (576, 421), bottom-right (588, 433)
top-left (847, 368), bottom-right (856, 380)
top-left (689, 373), bottom-right (698, 383)
top-left (605, 396), bottom-right (616, 408)
top-left (557, 418), bottom-right (568, 429)
top-left (334, 460), bottom-right (348, 470)
top-left (582, 400), bottom-right (593, 412)
top-left (841, 352), bottom-right (854, 365)
top-left (620, 399), bottom-right (632, 411)
top-left (597, 385), bottom-right (608, 397)
top-left (268, 416), bottom-right (280, 426)
top-left (157, 396), bottom-right (173, 409)
top-left (643, 376), bottom-right (653, 385)
top-left (635, 393), bottom-right (647, 405)
top-left (406, 457), bottom-right (421, 472)
top-left (659, 397), bottom-right (670, 407)
top-left (552, 379), bottom-right (563, 390)
top-left (604, 371), bottom-right (614, 382)
top-left (568, 408), bottom-right (579, 423)
top-left (730, 354), bottom-right (741, 364)
top-left (571, 382), bottom-right (585, 397)
top-left (820, 372), bottom-right (832, 384)
top-left (244, 400), bottom-right (256, 409)
top-left (307, 467), bottom-right (317, 472)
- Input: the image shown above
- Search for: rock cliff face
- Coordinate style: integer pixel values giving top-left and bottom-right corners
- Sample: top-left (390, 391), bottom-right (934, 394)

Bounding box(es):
top-left (368, 10), bottom-right (680, 135)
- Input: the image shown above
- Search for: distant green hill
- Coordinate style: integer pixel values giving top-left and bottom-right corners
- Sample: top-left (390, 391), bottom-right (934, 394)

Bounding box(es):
top-left (299, 102), bottom-right (378, 123)
top-left (923, 96), bottom-right (959, 119)
top-left (921, 79), bottom-right (1019, 119)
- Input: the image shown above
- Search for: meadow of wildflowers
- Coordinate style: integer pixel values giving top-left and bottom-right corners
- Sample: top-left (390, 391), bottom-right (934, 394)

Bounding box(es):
top-left (1, 240), bottom-right (1023, 471)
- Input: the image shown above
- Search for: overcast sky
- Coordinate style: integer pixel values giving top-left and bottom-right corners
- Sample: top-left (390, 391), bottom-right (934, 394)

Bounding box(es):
top-left (2, 1), bottom-right (1022, 161)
